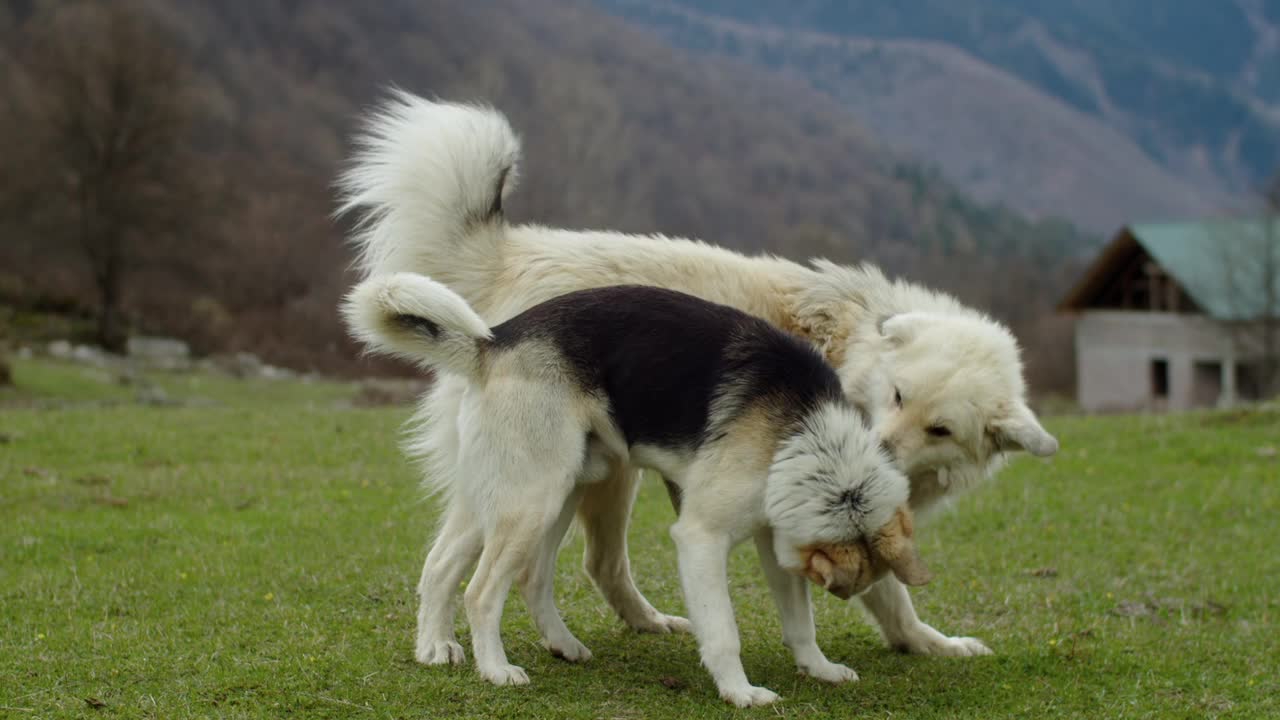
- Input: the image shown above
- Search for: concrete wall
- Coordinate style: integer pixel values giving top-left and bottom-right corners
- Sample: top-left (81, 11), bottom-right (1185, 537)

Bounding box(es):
top-left (1075, 311), bottom-right (1241, 412)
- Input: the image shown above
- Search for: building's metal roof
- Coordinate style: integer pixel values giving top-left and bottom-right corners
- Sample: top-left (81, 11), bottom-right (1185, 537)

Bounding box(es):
top-left (1061, 217), bottom-right (1280, 321)
top-left (1131, 218), bottom-right (1279, 321)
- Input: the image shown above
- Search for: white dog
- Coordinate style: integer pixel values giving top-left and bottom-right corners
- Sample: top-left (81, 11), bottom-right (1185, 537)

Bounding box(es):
top-left (338, 93), bottom-right (1058, 662)
top-left (344, 273), bottom-right (931, 706)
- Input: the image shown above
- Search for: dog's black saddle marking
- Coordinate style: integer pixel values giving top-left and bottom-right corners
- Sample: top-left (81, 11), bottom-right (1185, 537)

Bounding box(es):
top-left (489, 285), bottom-right (843, 450)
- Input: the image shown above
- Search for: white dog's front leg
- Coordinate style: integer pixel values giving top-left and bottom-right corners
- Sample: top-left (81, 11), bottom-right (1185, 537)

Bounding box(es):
top-left (671, 521), bottom-right (778, 708)
top-left (860, 575), bottom-right (991, 656)
top-left (753, 531), bottom-right (858, 684)
top-left (579, 465), bottom-right (690, 634)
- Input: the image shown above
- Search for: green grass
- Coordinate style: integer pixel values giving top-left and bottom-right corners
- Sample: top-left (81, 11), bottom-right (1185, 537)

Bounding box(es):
top-left (1, 363), bottom-right (1277, 718)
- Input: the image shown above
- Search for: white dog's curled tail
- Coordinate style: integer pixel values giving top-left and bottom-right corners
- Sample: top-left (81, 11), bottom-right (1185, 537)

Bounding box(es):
top-left (343, 272), bottom-right (493, 379)
top-left (337, 90), bottom-right (520, 279)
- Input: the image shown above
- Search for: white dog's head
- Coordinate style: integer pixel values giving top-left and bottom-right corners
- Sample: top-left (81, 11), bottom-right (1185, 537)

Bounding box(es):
top-left (793, 262), bottom-right (1058, 503)
top-left (872, 311), bottom-right (1057, 489)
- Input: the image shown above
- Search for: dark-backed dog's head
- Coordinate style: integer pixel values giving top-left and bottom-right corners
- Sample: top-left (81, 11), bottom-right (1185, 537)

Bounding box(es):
top-left (799, 506), bottom-right (931, 599)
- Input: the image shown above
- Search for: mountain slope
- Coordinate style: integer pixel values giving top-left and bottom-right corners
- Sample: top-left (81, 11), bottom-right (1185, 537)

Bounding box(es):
top-left (599, 1), bottom-right (1222, 231)
top-left (601, 0), bottom-right (1279, 228)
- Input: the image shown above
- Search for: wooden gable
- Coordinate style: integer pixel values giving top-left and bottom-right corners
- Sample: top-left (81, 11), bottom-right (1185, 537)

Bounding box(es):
top-left (1059, 228), bottom-right (1201, 314)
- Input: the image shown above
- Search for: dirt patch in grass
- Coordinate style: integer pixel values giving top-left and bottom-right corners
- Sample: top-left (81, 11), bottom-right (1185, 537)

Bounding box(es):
top-left (1110, 595), bottom-right (1228, 623)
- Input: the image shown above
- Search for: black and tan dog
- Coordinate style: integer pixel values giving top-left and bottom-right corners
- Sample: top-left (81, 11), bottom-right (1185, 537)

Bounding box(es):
top-left (344, 273), bottom-right (929, 707)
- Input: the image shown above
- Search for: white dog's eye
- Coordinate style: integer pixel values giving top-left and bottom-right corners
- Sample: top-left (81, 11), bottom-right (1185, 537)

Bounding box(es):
top-left (893, 388), bottom-right (903, 408)
top-left (926, 424), bottom-right (952, 438)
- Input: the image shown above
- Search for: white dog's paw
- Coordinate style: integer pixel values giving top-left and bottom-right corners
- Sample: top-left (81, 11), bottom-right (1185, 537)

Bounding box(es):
top-left (415, 639), bottom-right (465, 665)
top-left (720, 685), bottom-right (780, 708)
top-left (543, 636), bottom-right (593, 663)
top-left (801, 659), bottom-right (859, 684)
top-left (478, 663), bottom-right (530, 686)
top-left (897, 633), bottom-right (992, 657)
top-left (935, 636), bottom-right (993, 657)
top-left (630, 612), bottom-right (692, 635)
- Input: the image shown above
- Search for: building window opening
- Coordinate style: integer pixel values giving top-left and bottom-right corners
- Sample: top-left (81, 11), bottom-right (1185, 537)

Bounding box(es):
top-left (1151, 358), bottom-right (1169, 399)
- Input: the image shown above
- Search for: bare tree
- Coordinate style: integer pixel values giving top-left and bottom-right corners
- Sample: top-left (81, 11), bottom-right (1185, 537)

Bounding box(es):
top-left (1259, 176), bottom-right (1280, 397)
top-left (5, 3), bottom-right (201, 352)
top-left (0, 313), bottom-right (11, 387)
top-left (1219, 174), bottom-right (1280, 401)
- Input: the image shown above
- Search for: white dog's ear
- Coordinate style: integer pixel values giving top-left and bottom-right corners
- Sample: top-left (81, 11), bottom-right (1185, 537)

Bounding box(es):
top-left (878, 312), bottom-right (931, 346)
top-left (990, 403), bottom-right (1059, 457)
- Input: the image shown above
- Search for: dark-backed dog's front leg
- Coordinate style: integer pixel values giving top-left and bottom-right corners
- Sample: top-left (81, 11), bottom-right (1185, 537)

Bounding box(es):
top-left (577, 462), bottom-right (690, 634)
top-left (671, 517), bottom-right (778, 707)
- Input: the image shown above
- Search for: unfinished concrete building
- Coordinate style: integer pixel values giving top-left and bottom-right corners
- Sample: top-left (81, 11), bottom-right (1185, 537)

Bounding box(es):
top-left (1059, 218), bottom-right (1278, 412)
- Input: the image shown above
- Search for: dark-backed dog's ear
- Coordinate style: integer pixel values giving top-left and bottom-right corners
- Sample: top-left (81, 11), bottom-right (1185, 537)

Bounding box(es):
top-left (806, 550), bottom-right (842, 597)
top-left (873, 508), bottom-right (933, 587)
top-left (887, 543), bottom-right (932, 587)
top-left (989, 402), bottom-right (1058, 457)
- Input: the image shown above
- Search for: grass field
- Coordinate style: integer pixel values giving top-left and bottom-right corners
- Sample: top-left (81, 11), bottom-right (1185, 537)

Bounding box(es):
top-left (2, 359), bottom-right (1277, 718)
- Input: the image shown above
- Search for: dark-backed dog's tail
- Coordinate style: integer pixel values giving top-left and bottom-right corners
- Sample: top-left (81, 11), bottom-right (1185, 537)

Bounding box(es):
top-left (343, 272), bottom-right (492, 379)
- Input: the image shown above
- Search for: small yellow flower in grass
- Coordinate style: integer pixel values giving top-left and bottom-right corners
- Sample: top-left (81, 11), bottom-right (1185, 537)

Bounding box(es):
top-left (179, 571), bottom-right (189, 580)
top-left (1106, 592), bottom-right (1114, 599)
top-left (263, 592), bottom-right (275, 602)
top-left (36, 632), bottom-right (45, 640)
top-left (1048, 639), bottom-right (1057, 647)
top-left (1249, 679), bottom-right (1256, 687)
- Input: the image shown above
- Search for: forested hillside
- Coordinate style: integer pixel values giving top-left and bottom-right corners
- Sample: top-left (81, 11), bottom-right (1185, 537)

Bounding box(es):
top-left (0, 0), bottom-right (1089, 389)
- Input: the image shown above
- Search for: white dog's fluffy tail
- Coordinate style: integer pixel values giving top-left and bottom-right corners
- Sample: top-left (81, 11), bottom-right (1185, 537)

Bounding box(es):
top-left (337, 90), bottom-right (519, 282)
top-left (343, 272), bottom-right (493, 379)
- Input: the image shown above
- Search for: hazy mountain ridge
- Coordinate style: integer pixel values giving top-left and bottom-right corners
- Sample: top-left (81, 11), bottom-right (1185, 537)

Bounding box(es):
top-left (600, 0), bottom-right (1280, 228)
